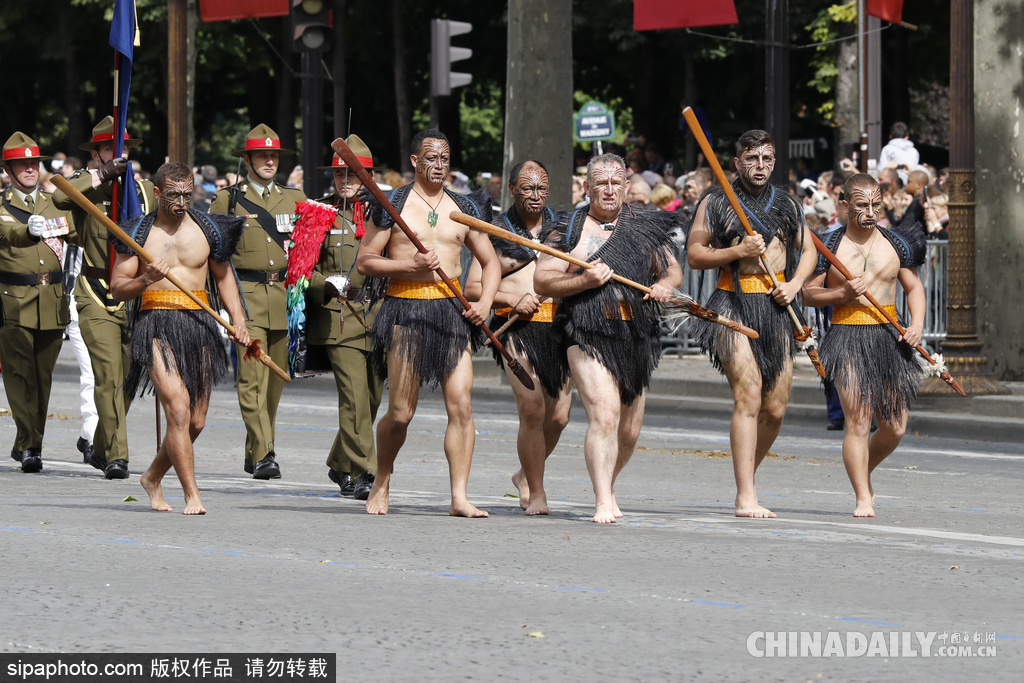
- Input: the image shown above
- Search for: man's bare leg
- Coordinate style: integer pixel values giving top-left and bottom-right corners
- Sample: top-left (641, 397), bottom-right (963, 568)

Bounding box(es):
top-left (569, 347), bottom-right (626, 524)
top-left (140, 444), bottom-right (174, 512)
top-left (865, 409), bottom-right (907, 505)
top-left (145, 345), bottom-right (207, 515)
top-left (441, 350), bottom-right (488, 518)
top-left (721, 341), bottom-right (778, 518)
top-left (366, 329), bottom-right (421, 515)
top-left (836, 384), bottom-right (876, 517)
top-left (505, 352), bottom-right (572, 515)
top-left (608, 392), bottom-right (646, 518)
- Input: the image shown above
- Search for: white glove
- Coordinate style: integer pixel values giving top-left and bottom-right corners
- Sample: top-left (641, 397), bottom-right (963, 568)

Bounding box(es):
top-left (27, 215), bottom-right (47, 238)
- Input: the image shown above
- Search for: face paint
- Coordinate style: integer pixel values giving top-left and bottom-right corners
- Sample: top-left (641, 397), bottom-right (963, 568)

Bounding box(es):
top-left (512, 164), bottom-right (549, 216)
top-left (846, 185), bottom-right (882, 231)
top-left (414, 139), bottom-right (450, 187)
top-left (160, 178), bottom-right (193, 219)
top-left (587, 163), bottom-right (627, 215)
top-left (736, 145), bottom-right (775, 188)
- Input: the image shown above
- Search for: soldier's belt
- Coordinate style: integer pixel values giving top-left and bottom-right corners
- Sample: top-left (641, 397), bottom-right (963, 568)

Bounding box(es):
top-left (0, 270), bottom-right (63, 286)
top-left (831, 304), bottom-right (896, 326)
top-left (140, 289), bottom-right (209, 311)
top-left (495, 301), bottom-right (556, 323)
top-left (386, 278), bottom-right (461, 300)
top-left (236, 268), bottom-right (286, 283)
top-left (81, 266), bottom-right (109, 280)
top-left (716, 271), bottom-right (786, 294)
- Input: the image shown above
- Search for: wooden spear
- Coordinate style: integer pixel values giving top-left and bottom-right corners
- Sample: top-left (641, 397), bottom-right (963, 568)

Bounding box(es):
top-left (330, 138), bottom-right (536, 391)
top-left (682, 106), bottom-right (825, 376)
top-left (51, 175), bottom-right (291, 383)
top-left (451, 213), bottom-right (760, 340)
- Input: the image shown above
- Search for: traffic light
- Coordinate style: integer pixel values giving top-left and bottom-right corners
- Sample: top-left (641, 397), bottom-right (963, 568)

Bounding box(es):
top-left (430, 19), bottom-right (473, 97)
top-left (291, 0), bottom-right (332, 52)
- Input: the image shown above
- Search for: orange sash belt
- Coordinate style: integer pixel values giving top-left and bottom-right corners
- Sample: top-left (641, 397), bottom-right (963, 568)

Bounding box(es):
top-left (605, 301), bottom-right (633, 321)
top-left (495, 300), bottom-right (556, 323)
top-left (716, 271), bottom-right (786, 294)
top-left (831, 304), bottom-right (897, 326)
top-left (140, 289), bottom-right (208, 311)
top-left (386, 278), bottom-right (461, 300)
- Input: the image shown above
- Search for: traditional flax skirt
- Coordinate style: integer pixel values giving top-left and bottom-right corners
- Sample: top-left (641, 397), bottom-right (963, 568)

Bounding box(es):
top-left (490, 301), bottom-right (569, 399)
top-left (690, 271), bottom-right (796, 393)
top-left (371, 279), bottom-right (484, 388)
top-left (818, 304), bottom-right (921, 426)
top-left (125, 289), bottom-right (229, 407)
top-left (560, 299), bottom-right (661, 407)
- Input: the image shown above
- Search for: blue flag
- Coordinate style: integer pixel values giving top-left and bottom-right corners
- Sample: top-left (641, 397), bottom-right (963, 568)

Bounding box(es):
top-left (109, 0), bottom-right (142, 221)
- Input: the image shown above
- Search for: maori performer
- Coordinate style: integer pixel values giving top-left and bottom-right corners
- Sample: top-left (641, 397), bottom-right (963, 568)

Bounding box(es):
top-left (687, 130), bottom-right (817, 518)
top-left (110, 162), bottom-right (249, 515)
top-left (802, 173), bottom-right (927, 517)
top-left (534, 153), bottom-right (682, 523)
top-left (465, 159), bottom-right (571, 516)
top-left (357, 129), bottom-right (499, 516)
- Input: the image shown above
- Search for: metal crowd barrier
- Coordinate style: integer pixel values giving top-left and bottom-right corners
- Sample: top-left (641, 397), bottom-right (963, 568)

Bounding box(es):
top-left (660, 239), bottom-right (949, 357)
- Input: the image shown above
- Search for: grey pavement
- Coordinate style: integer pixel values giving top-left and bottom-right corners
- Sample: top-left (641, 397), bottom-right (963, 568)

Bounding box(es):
top-left (2, 347), bottom-right (1023, 682)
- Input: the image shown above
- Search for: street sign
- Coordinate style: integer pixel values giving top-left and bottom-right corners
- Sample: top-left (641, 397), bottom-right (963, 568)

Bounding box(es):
top-left (573, 100), bottom-right (616, 143)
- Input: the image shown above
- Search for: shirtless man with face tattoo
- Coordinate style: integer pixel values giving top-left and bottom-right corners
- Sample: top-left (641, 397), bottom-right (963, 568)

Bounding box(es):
top-left (357, 129), bottom-right (500, 517)
top-left (465, 160), bottom-right (571, 516)
top-left (688, 130), bottom-right (817, 518)
top-left (802, 173), bottom-right (926, 517)
top-left (535, 154), bottom-right (681, 523)
top-left (110, 162), bottom-right (249, 514)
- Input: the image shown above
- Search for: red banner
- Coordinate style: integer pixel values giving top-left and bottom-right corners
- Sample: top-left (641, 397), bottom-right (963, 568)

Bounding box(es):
top-left (866, 0), bottom-right (904, 25)
top-left (199, 0), bottom-right (289, 22)
top-left (634, 0), bottom-right (738, 31)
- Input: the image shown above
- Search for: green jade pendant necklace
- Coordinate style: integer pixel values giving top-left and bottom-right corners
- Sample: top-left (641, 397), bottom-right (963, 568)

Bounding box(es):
top-left (413, 188), bottom-right (444, 228)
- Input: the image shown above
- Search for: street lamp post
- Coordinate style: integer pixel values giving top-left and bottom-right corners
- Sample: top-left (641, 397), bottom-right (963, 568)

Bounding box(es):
top-left (922, 0), bottom-right (1008, 395)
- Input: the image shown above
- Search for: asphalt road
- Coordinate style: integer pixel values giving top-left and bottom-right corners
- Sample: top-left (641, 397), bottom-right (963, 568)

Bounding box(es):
top-left (2, 373), bottom-right (1022, 682)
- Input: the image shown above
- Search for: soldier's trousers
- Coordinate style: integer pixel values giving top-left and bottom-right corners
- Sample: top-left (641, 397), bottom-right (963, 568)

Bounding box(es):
top-left (0, 326), bottom-right (63, 452)
top-left (324, 344), bottom-right (382, 478)
top-left (236, 326), bottom-right (288, 464)
top-left (77, 296), bottom-right (131, 464)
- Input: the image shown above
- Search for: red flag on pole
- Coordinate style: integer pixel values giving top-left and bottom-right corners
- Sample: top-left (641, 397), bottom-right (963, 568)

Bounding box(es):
top-left (634, 0), bottom-right (738, 31)
top-left (866, 0), bottom-right (904, 25)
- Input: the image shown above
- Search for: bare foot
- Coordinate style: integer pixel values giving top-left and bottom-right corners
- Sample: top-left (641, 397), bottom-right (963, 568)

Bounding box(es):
top-left (511, 469), bottom-right (530, 509)
top-left (735, 494), bottom-right (776, 518)
top-left (611, 493), bottom-right (623, 519)
top-left (592, 502), bottom-right (617, 524)
top-left (854, 500), bottom-right (875, 517)
top-left (366, 477), bottom-right (389, 515)
top-left (182, 496), bottom-right (206, 515)
top-left (525, 491), bottom-right (549, 516)
top-left (140, 472), bottom-right (172, 512)
top-left (449, 500), bottom-right (489, 518)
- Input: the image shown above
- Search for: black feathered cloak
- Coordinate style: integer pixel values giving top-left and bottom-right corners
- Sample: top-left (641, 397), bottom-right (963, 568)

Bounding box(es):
top-left (547, 205), bottom-right (673, 406)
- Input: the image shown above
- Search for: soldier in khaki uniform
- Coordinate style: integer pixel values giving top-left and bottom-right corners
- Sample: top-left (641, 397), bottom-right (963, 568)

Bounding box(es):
top-left (52, 117), bottom-right (156, 479)
top-left (209, 125), bottom-right (307, 479)
top-left (0, 133), bottom-right (77, 472)
top-left (308, 136), bottom-right (382, 500)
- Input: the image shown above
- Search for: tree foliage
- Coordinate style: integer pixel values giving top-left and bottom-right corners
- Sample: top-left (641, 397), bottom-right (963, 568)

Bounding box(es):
top-left (0, 0), bottom-right (951, 177)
